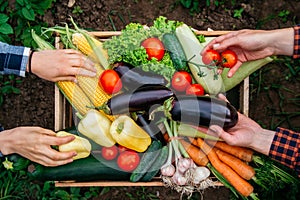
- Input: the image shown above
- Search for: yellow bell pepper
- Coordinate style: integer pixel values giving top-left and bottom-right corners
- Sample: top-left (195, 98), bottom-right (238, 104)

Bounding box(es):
top-left (77, 109), bottom-right (116, 147)
top-left (56, 131), bottom-right (91, 160)
top-left (110, 115), bottom-right (151, 152)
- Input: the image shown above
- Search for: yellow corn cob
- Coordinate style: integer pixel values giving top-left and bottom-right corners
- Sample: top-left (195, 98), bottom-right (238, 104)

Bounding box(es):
top-left (76, 72), bottom-right (116, 121)
top-left (72, 32), bottom-right (108, 71)
top-left (56, 81), bottom-right (92, 116)
top-left (72, 32), bottom-right (117, 120)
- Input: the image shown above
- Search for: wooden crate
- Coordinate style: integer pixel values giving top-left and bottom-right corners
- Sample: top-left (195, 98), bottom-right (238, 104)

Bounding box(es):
top-left (54, 30), bottom-right (249, 187)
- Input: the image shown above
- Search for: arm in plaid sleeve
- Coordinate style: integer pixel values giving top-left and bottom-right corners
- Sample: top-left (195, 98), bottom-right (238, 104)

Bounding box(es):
top-left (0, 41), bottom-right (30, 77)
top-left (269, 127), bottom-right (300, 177)
top-left (293, 25), bottom-right (300, 59)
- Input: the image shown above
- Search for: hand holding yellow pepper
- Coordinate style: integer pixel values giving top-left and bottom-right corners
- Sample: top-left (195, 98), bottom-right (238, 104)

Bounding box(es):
top-left (56, 131), bottom-right (91, 160)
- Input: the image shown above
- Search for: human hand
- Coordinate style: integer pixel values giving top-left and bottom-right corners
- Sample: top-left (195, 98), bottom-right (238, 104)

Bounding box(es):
top-left (0, 127), bottom-right (77, 166)
top-left (197, 94), bottom-right (275, 155)
top-left (30, 49), bottom-right (97, 82)
top-left (201, 28), bottom-right (294, 77)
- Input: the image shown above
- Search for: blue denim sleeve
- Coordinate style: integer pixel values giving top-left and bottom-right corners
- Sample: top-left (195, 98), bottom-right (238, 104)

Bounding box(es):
top-left (0, 41), bottom-right (30, 77)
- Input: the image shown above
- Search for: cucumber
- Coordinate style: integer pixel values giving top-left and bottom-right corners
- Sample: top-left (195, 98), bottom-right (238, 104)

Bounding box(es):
top-left (162, 33), bottom-right (188, 71)
top-left (130, 140), bottom-right (162, 182)
top-left (30, 155), bottom-right (131, 182)
top-left (140, 145), bottom-right (168, 182)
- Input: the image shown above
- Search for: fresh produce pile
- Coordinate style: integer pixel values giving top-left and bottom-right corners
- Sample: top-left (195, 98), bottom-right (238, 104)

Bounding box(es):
top-left (29, 17), bottom-right (299, 199)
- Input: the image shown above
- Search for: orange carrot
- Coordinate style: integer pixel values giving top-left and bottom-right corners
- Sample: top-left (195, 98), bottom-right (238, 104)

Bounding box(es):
top-left (179, 139), bottom-right (209, 166)
top-left (196, 138), bottom-right (254, 197)
top-left (215, 148), bottom-right (255, 180)
top-left (206, 140), bottom-right (253, 162)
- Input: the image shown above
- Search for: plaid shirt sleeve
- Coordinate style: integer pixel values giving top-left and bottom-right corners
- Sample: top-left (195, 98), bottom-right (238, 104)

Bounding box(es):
top-left (269, 127), bottom-right (300, 177)
top-left (293, 25), bottom-right (300, 59)
top-left (0, 41), bottom-right (30, 77)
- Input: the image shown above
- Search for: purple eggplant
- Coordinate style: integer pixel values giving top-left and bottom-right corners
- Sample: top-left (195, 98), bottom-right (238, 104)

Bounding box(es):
top-left (134, 112), bottom-right (167, 145)
top-left (102, 86), bottom-right (174, 115)
top-left (113, 62), bottom-right (168, 90)
top-left (170, 96), bottom-right (238, 129)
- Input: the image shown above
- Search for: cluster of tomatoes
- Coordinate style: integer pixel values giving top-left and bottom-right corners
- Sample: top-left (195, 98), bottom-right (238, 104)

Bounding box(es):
top-left (202, 49), bottom-right (238, 69)
top-left (101, 145), bottom-right (140, 172)
top-left (171, 71), bottom-right (205, 96)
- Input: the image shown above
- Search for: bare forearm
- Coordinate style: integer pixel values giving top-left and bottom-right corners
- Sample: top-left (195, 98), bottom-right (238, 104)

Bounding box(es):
top-left (268, 28), bottom-right (294, 56)
top-left (249, 129), bottom-right (276, 155)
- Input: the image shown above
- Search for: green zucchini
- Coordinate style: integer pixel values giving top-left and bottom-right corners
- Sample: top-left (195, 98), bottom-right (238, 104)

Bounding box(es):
top-left (30, 155), bottom-right (131, 182)
top-left (140, 145), bottom-right (168, 182)
top-left (130, 140), bottom-right (162, 182)
top-left (162, 33), bottom-right (188, 71)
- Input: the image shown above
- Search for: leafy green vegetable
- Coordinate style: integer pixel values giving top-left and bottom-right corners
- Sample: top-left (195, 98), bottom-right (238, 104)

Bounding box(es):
top-left (103, 16), bottom-right (183, 80)
top-left (251, 155), bottom-right (300, 200)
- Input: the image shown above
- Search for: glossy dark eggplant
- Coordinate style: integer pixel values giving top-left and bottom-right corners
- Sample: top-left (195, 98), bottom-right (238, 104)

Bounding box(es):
top-left (134, 112), bottom-right (167, 145)
top-left (170, 96), bottom-right (238, 129)
top-left (102, 86), bottom-right (174, 115)
top-left (113, 62), bottom-right (168, 90)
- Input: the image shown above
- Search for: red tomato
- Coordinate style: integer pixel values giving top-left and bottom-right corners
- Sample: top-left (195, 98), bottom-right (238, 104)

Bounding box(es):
top-left (221, 49), bottom-right (238, 68)
top-left (186, 84), bottom-right (205, 96)
top-left (101, 145), bottom-right (119, 160)
top-left (99, 69), bottom-right (122, 94)
top-left (117, 151), bottom-right (140, 172)
top-left (117, 145), bottom-right (131, 153)
top-left (202, 49), bottom-right (221, 65)
top-left (171, 71), bottom-right (192, 92)
top-left (141, 37), bottom-right (165, 61)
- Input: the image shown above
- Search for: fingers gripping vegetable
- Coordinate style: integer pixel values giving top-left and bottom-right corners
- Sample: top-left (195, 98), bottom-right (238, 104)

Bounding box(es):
top-left (175, 24), bottom-right (224, 94)
top-left (101, 86), bottom-right (174, 115)
top-left (202, 49), bottom-right (221, 66)
top-left (78, 109), bottom-right (116, 147)
top-left (221, 49), bottom-right (238, 68)
top-left (141, 37), bottom-right (165, 61)
top-left (57, 131), bottom-right (91, 160)
top-left (110, 115), bottom-right (152, 152)
top-left (113, 62), bottom-right (168, 90)
top-left (166, 96), bottom-right (238, 129)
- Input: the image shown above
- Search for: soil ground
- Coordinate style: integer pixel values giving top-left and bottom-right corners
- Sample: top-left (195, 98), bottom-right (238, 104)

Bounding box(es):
top-left (1, 0), bottom-right (300, 199)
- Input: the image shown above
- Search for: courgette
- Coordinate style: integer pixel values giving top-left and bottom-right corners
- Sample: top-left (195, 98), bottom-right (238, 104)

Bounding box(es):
top-left (140, 145), bottom-right (168, 182)
top-left (30, 155), bottom-right (131, 181)
top-left (162, 33), bottom-right (188, 71)
top-left (175, 24), bottom-right (224, 94)
top-left (130, 140), bottom-right (162, 182)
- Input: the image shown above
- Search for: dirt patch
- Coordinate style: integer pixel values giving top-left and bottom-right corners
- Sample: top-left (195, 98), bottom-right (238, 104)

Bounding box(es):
top-left (1, 0), bottom-right (300, 199)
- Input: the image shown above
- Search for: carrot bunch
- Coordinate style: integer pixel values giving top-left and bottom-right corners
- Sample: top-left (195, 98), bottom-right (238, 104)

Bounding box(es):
top-left (180, 137), bottom-right (258, 199)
